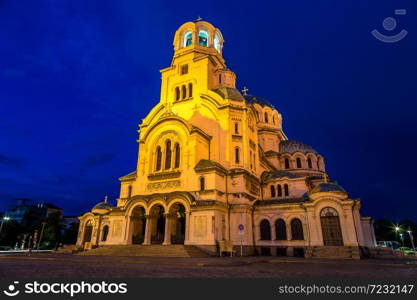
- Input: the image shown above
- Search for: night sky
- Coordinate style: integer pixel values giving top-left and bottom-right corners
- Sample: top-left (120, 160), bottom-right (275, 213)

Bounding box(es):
top-left (1, 1), bottom-right (416, 220)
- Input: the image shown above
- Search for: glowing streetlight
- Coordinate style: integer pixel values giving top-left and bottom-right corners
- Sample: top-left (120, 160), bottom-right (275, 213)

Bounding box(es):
top-left (0, 216), bottom-right (11, 237)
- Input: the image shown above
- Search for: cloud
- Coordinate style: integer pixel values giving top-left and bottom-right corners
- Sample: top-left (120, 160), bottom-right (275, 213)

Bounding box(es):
top-left (82, 153), bottom-right (115, 167)
top-left (0, 154), bottom-right (26, 167)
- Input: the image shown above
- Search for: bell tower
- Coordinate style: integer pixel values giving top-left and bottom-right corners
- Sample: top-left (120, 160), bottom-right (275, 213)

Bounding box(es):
top-left (159, 19), bottom-right (236, 109)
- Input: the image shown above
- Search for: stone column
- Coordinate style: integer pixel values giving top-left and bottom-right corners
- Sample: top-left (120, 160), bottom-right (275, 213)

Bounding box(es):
top-left (94, 216), bottom-right (102, 247)
top-left (143, 215), bottom-right (153, 245)
top-left (271, 220), bottom-right (276, 241)
top-left (163, 213), bottom-right (172, 245)
top-left (184, 211), bottom-right (191, 244)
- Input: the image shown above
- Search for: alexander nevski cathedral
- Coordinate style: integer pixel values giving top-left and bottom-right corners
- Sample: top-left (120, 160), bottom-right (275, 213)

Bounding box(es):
top-left (77, 20), bottom-right (376, 258)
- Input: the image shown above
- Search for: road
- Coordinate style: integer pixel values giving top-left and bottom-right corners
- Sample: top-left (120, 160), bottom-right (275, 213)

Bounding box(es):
top-left (0, 254), bottom-right (416, 278)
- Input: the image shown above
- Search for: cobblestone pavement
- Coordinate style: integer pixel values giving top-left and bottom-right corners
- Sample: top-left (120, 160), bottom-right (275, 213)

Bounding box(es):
top-left (0, 254), bottom-right (416, 278)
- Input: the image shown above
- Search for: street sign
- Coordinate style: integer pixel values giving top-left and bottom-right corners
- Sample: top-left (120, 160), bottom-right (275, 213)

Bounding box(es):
top-left (238, 224), bottom-right (244, 256)
top-left (238, 224), bottom-right (244, 236)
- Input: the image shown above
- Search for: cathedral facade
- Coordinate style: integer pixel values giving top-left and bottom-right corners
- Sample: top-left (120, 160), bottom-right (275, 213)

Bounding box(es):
top-left (77, 20), bottom-right (376, 257)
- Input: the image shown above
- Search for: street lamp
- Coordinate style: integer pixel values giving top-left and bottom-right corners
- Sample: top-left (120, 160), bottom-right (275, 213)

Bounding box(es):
top-left (36, 222), bottom-right (47, 250)
top-left (399, 233), bottom-right (404, 246)
top-left (0, 216), bottom-right (11, 237)
top-left (407, 228), bottom-right (415, 250)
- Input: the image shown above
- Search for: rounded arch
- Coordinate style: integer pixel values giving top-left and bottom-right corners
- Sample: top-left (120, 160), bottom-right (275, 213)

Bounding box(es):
top-left (183, 30), bottom-right (193, 47)
top-left (198, 29), bottom-right (209, 46)
top-left (259, 219), bottom-right (272, 240)
top-left (166, 197), bottom-right (191, 213)
top-left (82, 219), bottom-right (94, 244)
top-left (142, 116), bottom-right (192, 143)
top-left (125, 199), bottom-right (148, 217)
top-left (101, 224), bottom-right (109, 242)
top-left (290, 218), bottom-right (304, 240)
top-left (214, 31), bottom-right (222, 52)
top-left (275, 219), bottom-right (287, 240)
top-left (146, 200), bottom-right (168, 215)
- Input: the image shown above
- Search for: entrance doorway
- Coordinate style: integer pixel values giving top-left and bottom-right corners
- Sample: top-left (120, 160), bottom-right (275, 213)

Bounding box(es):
top-left (150, 205), bottom-right (165, 244)
top-left (320, 207), bottom-right (343, 246)
top-left (83, 220), bottom-right (93, 244)
top-left (170, 203), bottom-right (186, 244)
top-left (131, 206), bottom-right (146, 244)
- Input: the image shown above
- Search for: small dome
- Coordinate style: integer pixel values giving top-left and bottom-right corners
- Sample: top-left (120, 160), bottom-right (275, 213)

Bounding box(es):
top-left (310, 182), bottom-right (346, 194)
top-left (244, 94), bottom-right (275, 109)
top-left (92, 202), bottom-right (113, 210)
top-left (280, 140), bottom-right (317, 154)
top-left (173, 19), bottom-right (224, 53)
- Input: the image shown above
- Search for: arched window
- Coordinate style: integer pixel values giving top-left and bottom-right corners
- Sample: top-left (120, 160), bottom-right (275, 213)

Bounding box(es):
top-left (307, 157), bottom-right (312, 169)
top-left (317, 157), bottom-right (323, 170)
top-left (182, 85), bottom-right (187, 100)
top-left (165, 140), bottom-right (172, 169)
top-left (291, 218), bottom-right (304, 240)
top-left (175, 87), bottom-right (180, 101)
top-left (199, 177), bottom-right (205, 191)
top-left (219, 74), bottom-right (222, 84)
top-left (250, 150), bottom-right (253, 169)
top-left (183, 31), bottom-right (192, 47)
top-left (174, 143), bottom-right (180, 168)
top-left (188, 83), bottom-right (193, 98)
top-left (235, 147), bottom-right (240, 164)
top-left (101, 225), bottom-right (109, 242)
top-left (270, 185), bottom-right (276, 197)
top-left (284, 158), bottom-right (290, 169)
top-left (264, 112), bottom-right (269, 123)
top-left (127, 185), bottom-right (132, 198)
top-left (198, 30), bottom-right (208, 46)
top-left (234, 122), bottom-right (239, 134)
top-left (284, 184), bottom-right (289, 196)
top-left (260, 219), bottom-right (271, 240)
top-left (155, 146), bottom-right (162, 171)
top-left (214, 33), bottom-right (221, 52)
top-left (275, 219), bottom-right (287, 240)
top-left (296, 157), bottom-right (302, 168)
top-left (277, 184), bottom-right (282, 197)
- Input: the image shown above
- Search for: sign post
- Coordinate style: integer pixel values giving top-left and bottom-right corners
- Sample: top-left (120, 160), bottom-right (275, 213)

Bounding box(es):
top-left (238, 224), bottom-right (244, 257)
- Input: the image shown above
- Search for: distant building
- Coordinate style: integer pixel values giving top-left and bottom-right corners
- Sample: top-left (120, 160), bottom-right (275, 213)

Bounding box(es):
top-left (5, 199), bottom-right (63, 229)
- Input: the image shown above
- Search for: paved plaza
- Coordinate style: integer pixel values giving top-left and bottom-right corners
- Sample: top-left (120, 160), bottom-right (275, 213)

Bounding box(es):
top-left (0, 254), bottom-right (416, 278)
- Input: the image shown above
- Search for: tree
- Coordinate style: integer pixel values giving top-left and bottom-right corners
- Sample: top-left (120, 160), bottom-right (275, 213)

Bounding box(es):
top-left (40, 212), bottom-right (63, 249)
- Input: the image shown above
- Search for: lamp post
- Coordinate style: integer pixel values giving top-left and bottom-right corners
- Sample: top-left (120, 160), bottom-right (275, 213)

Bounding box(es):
top-left (0, 216), bottom-right (11, 237)
top-left (407, 228), bottom-right (415, 250)
top-left (394, 226), bottom-right (400, 244)
top-left (399, 233), bottom-right (404, 246)
top-left (36, 222), bottom-right (46, 250)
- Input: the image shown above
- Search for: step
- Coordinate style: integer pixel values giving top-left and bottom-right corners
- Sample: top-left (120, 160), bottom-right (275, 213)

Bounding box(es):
top-left (76, 245), bottom-right (210, 257)
top-left (311, 246), bottom-right (360, 259)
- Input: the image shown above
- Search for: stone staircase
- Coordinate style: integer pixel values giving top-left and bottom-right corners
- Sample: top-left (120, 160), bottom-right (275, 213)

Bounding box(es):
top-left (306, 246), bottom-right (361, 259)
top-left (76, 245), bottom-right (211, 257)
top-left (55, 244), bottom-right (83, 254)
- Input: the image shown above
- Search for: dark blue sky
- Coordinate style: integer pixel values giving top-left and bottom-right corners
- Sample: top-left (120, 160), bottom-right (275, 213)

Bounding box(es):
top-left (0, 0), bottom-right (416, 220)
